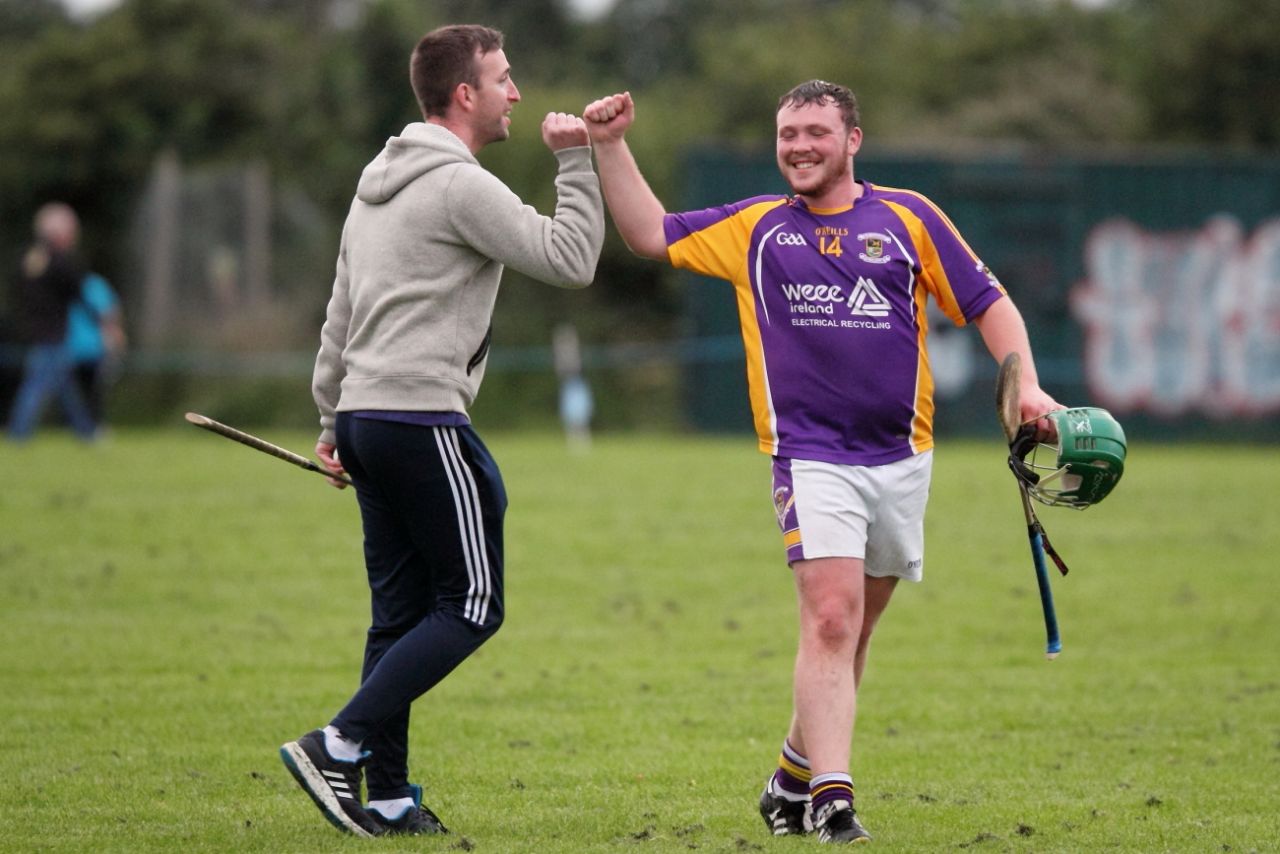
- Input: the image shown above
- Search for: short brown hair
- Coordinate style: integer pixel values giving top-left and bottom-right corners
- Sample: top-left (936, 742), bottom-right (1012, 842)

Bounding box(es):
top-left (410, 25), bottom-right (504, 119)
top-left (777, 80), bottom-right (860, 132)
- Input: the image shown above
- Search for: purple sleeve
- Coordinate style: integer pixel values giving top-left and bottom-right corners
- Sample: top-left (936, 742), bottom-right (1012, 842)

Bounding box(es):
top-left (899, 193), bottom-right (1006, 325)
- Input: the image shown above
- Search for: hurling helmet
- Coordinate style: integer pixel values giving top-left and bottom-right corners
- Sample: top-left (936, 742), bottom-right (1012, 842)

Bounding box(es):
top-left (1011, 407), bottom-right (1127, 509)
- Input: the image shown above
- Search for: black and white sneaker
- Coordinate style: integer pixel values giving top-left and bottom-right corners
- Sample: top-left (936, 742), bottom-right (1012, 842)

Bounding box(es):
top-left (368, 783), bottom-right (449, 836)
top-left (814, 799), bottom-right (872, 844)
top-left (279, 729), bottom-right (382, 837)
top-left (759, 776), bottom-right (813, 836)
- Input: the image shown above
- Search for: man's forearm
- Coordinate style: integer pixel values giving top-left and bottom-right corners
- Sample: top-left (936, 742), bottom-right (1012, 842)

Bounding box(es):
top-left (976, 295), bottom-right (1063, 425)
top-left (592, 138), bottom-right (668, 261)
top-left (975, 296), bottom-right (1040, 385)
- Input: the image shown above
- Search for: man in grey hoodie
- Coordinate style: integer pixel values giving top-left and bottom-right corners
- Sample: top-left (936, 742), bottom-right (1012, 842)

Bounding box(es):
top-left (279, 24), bottom-right (604, 838)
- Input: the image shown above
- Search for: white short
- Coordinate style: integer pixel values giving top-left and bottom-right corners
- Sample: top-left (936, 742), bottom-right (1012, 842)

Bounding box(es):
top-left (771, 451), bottom-right (933, 582)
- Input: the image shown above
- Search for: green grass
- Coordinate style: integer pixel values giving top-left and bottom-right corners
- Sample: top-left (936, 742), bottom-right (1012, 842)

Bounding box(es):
top-left (2, 428), bottom-right (1277, 853)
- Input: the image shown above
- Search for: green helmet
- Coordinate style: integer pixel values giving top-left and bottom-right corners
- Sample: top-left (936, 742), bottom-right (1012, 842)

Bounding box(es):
top-left (1015, 407), bottom-right (1127, 509)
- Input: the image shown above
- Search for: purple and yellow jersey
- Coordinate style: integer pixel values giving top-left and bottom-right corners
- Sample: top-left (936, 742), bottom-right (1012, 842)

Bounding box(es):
top-left (665, 181), bottom-right (1006, 466)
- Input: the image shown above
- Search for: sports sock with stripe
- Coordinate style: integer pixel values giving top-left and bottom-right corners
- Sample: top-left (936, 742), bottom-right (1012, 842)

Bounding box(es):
top-left (810, 771), bottom-right (855, 814)
top-left (771, 738), bottom-right (812, 800)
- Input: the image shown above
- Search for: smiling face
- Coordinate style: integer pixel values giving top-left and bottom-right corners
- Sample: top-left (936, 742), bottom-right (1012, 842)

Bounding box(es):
top-left (469, 48), bottom-right (520, 147)
top-left (775, 99), bottom-right (862, 207)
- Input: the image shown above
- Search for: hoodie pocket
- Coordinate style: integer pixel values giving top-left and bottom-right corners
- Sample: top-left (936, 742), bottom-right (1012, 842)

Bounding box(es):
top-left (467, 323), bottom-right (493, 375)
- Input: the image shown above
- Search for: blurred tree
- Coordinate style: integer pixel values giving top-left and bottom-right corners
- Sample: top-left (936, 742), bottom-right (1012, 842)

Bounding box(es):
top-left (0, 0), bottom-right (297, 276)
top-left (347, 0), bottom-right (424, 145)
top-left (2, 0), bottom-right (1277, 378)
top-left (432, 0), bottom-right (574, 81)
top-left (245, 0), bottom-right (349, 30)
top-left (634, 0), bottom-right (1146, 149)
top-left (896, 0), bottom-right (1145, 146)
top-left (1133, 0), bottom-right (1280, 148)
top-left (672, 0), bottom-right (908, 144)
top-left (0, 0), bottom-right (67, 43)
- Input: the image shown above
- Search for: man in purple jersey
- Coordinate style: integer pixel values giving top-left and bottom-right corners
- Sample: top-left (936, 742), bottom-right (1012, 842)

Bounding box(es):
top-left (584, 81), bottom-right (1062, 844)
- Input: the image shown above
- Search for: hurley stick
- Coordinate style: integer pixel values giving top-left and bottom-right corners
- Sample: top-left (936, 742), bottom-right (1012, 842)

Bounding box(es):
top-left (184, 412), bottom-right (353, 487)
top-left (995, 353), bottom-right (1062, 659)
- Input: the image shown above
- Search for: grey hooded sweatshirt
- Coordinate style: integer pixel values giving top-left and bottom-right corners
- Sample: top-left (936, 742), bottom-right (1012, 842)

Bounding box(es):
top-left (312, 122), bottom-right (604, 445)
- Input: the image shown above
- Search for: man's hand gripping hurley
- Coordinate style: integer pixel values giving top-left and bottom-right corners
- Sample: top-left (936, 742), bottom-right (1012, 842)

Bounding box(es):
top-left (996, 353), bottom-right (1069, 660)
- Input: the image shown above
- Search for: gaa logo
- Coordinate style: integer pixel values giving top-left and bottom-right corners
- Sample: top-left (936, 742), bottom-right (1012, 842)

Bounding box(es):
top-left (775, 232), bottom-right (808, 247)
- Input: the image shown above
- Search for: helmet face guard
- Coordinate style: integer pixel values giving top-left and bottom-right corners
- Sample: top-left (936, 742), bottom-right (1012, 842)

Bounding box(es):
top-left (1010, 407), bottom-right (1126, 509)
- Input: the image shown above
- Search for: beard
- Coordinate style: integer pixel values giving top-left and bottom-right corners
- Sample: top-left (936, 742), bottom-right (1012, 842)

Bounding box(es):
top-left (784, 157), bottom-right (850, 200)
top-left (480, 121), bottom-right (510, 147)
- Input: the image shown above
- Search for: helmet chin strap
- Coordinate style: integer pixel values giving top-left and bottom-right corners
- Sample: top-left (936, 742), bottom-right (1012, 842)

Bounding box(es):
top-left (1007, 423), bottom-right (1041, 486)
top-left (1008, 423), bottom-right (1070, 577)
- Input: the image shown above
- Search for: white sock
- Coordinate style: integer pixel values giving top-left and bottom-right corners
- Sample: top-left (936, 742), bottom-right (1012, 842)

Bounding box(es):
top-left (368, 797), bottom-right (414, 820)
top-left (322, 725), bottom-right (363, 762)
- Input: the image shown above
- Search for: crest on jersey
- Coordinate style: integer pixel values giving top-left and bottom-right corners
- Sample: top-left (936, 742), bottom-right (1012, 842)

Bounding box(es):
top-left (857, 232), bottom-right (892, 264)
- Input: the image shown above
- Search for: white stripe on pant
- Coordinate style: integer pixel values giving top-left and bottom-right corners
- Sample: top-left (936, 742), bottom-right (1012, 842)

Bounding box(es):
top-left (433, 426), bottom-right (492, 625)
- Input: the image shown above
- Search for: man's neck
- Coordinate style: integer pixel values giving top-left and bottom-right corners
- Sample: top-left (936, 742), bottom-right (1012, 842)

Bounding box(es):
top-left (800, 176), bottom-right (862, 211)
top-left (427, 116), bottom-right (482, 154)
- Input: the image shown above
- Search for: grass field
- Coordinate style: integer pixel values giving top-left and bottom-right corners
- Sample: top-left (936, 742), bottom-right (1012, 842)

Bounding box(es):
top-left (2, 428), bottom-right (1277, 853)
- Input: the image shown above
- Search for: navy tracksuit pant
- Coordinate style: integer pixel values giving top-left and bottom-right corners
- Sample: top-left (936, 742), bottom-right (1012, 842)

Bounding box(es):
top-left (330, 413), bottom-right (506, 800)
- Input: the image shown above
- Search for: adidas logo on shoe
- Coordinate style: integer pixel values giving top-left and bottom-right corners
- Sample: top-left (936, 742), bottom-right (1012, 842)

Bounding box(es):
top-left (279, 730), bottom-right (382, 837)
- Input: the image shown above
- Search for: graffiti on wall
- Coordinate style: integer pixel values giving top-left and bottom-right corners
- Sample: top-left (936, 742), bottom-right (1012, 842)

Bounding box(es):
top-left (1071, 216), bottom-right (1280, 417)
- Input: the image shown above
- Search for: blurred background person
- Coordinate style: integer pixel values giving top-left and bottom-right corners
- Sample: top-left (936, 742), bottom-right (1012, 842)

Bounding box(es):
top-left (65, 270), bottom-right (127, 433)
top-left (5, 202), bottom-right (97, 442)
top-left (553, 322), bottom-right (593, 453)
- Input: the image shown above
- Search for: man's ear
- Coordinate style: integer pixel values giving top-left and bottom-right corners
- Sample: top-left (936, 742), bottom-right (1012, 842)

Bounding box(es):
top-left (846, 126), bottom-right (863, 158)
top-left (452, 81), bottom-right (474, 113)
